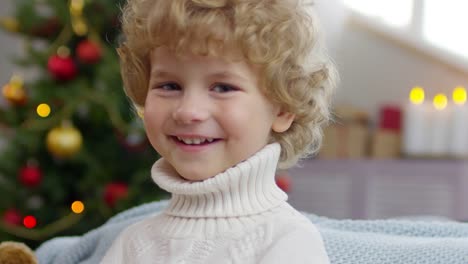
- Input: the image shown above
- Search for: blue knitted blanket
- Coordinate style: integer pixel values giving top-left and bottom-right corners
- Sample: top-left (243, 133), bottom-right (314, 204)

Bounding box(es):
top-left (36, 200), bottom-right (468, 264)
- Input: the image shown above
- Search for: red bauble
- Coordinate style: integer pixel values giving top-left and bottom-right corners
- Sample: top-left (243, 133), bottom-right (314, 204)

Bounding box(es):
top-left (2, 208), bottom-right (22, 226)
top-left (19, 165), bottom-right (43, 187)
top-left (47, 55), bottom-right (77, 81)
top-left (104, 182), bottom-right (129, 207)
top-left (76, 40), bottom-right (102, 64)
top-left (276, 174), bottom-right (291, 193)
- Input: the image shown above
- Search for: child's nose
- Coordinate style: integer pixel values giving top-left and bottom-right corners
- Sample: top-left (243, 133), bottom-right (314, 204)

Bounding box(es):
top-left (172, 94), bottom-right (210, 124)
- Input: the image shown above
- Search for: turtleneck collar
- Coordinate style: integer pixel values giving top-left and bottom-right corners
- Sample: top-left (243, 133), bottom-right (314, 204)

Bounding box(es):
top-left (151, 143), bottom-right (287, 218)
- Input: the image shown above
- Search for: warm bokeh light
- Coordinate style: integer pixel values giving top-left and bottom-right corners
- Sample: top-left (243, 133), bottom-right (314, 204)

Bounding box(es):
top-left (433, 94), bottom-right (448, 110)
top-left (23, 215), bottom-right (37, 229)
top-left (37, 103), bottom-right (51, 117)
top-left (409, 87), bottom-right (425, 105)
top-left (71, 201), bottom-right (85, 214)
top-left (452, 86), bottom-right (467, 105)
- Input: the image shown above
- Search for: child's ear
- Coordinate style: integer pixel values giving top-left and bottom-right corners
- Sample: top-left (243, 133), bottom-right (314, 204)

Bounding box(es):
top-left (272, 111), bottom-right (295, 133)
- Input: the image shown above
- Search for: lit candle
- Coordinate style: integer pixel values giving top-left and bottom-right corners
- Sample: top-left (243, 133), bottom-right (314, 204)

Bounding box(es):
top-left (449, 86), bottom-right (468, 158)
top-left (402, 87), bottom-right (431, 156)
top-left (429, 93), bottom-right (451, 156)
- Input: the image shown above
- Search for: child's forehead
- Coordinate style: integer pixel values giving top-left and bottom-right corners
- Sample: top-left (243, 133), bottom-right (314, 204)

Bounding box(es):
top-left (148, 46), bottom-right (262, 81)
top-left (149, 45), bottom-right (245, 65)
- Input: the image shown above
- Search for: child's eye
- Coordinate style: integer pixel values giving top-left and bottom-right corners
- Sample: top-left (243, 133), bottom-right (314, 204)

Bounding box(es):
top-left (155, 82), bottom-right (180, 91)
top-left (212, 84), bottom-right (238, 93)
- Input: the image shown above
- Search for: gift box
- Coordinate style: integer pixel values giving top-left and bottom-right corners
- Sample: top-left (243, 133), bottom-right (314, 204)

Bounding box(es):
top-left (370, 105), bottom-right (402, 159)
top-left (319, 106), bottom-right (370, 159)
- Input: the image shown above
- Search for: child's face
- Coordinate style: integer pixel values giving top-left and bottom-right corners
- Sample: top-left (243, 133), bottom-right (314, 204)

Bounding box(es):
top-left (144, 47), bottom-right (293, 181)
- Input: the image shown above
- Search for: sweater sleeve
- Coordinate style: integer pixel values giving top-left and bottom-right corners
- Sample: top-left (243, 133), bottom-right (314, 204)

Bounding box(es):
top-left (258, 223), bottom-right (330, 264)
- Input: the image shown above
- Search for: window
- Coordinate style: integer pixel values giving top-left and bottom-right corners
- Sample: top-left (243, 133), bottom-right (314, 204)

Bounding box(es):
top-left (423, 1), bottom-right (468, 59)
top-left (343, 0), bottom-right (468, 70)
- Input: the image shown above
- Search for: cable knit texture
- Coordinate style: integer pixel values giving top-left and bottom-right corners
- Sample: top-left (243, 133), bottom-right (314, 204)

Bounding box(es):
top-left (100, 143), bottom-right (329, 264)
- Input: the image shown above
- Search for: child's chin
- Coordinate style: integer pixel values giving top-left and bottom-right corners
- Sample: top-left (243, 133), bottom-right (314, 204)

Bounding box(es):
top-left (178, 169), bottom-right (217, 182)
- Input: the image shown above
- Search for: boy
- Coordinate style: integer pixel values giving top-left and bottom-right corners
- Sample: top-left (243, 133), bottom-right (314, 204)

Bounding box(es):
top-left (101, 0), bottom-right (337, 263)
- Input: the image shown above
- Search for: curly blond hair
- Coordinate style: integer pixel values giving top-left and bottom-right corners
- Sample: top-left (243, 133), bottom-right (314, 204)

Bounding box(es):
top-left (118, 0), bottom-right (338, 168)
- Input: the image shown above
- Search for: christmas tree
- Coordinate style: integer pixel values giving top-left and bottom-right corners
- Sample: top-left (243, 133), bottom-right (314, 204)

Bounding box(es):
top-left (0, 0), bottom-right (168, 248)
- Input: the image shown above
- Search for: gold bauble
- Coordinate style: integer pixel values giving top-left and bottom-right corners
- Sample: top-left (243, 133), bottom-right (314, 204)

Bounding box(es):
top-left (46, 123), bottom-right (83, 158)
top-left (2, 83), bottom-right (27, 105)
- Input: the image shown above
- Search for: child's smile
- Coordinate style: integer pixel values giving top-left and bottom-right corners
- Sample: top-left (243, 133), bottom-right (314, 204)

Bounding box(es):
top-left (170, 135), bottom-right (221, 152)
top-left (143, 47), bottom-right (293, 181)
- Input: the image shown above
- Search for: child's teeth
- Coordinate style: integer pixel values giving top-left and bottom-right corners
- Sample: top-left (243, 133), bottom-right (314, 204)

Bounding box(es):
top-left (176, 137), bottom-right (215, 145)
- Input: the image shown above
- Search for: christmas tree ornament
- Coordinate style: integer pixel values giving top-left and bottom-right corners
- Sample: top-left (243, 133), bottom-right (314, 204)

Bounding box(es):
top-left (0, 17), bottom-right (19, 33)
top-left (103, 182), bottom-right (129, 207)
top-left (23, 215), bottom-right (37, 229)
top-left (18, 163), bottom-right (43, 188)
top-left (2, 74), bottom-right (27, 105)
top-left (47, 55), bottom-right (77, 81)
top-left (46, 121), bottom-right (83, 158)
top-left (2, 208), bottom-right (22, 226)
top-left (47, 47), bottom-right (77, 81)
top-left (2, 84), bottom-right (26, 106)
top-left (76, 39), bottom-right (102, 64)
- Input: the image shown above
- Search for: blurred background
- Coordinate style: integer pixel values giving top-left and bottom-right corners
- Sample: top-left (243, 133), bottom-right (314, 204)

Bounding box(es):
top-left (0, 0), bottom-right (467, 248)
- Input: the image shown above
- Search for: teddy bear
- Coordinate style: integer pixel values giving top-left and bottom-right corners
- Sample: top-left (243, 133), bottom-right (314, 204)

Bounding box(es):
top-left (0, 241), bottom-right (37, 264)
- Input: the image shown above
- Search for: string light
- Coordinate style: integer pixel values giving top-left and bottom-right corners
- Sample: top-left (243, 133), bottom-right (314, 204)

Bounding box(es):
top-left (23, 215), bottom-right (37, 229)
top-left (453, 86), bottom-right (467, 105)
top-left (409, 86), bottom-right (425, 105)
top-left (37, 103), bottom-right (51, 117)
top-left (433, 93), bottom-right (448, 110)
top-left (71, 201), bottom-right (85, 214)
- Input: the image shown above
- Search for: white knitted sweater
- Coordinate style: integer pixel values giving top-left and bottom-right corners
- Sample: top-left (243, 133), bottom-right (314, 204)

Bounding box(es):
top-left (100, 143), bottom-right (330, 264)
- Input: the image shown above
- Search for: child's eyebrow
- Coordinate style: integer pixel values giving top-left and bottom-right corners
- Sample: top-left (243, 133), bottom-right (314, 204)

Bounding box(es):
top-left (150, 70), bottom-right (176, 79)
top-left (207, 71), bottom-right (250, 83)
top-left (150, 70), bottom-right (250, 83)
